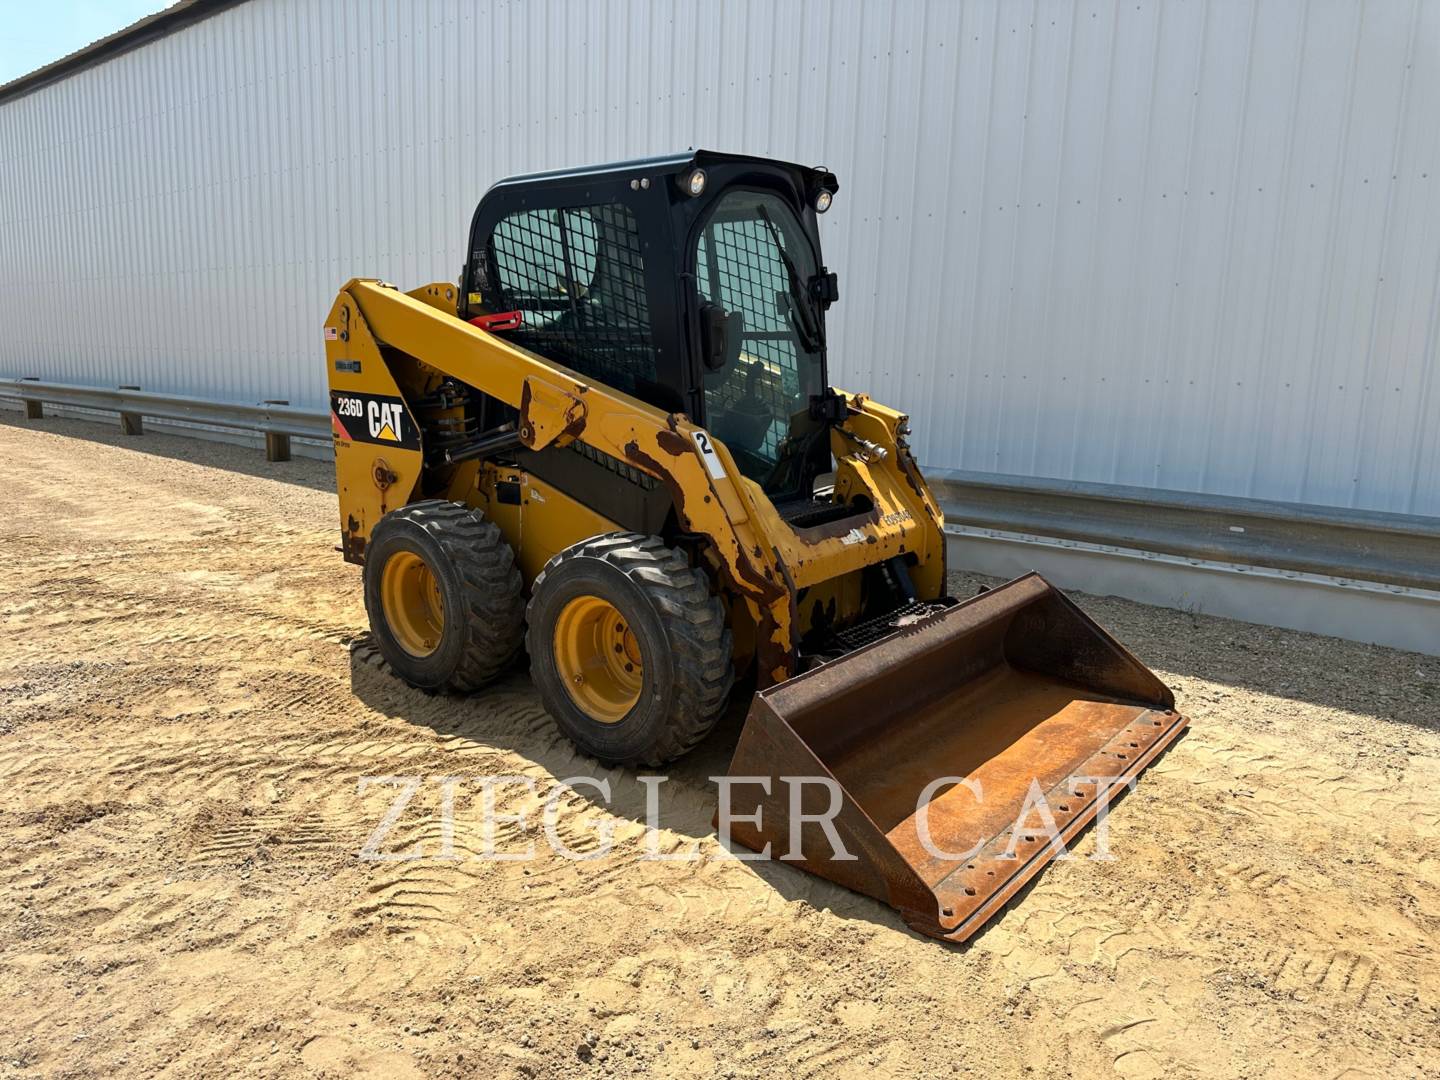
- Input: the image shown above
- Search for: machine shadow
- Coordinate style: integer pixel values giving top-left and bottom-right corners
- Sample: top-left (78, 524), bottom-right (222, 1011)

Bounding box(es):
top-left (345, 636), bottom-right (1183, 949)
top-left (344, 640), bottom-right (933, 940)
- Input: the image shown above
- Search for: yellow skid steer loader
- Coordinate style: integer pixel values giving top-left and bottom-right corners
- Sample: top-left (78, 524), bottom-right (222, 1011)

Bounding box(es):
top-left (325, 151), bottom-right (1186, 942)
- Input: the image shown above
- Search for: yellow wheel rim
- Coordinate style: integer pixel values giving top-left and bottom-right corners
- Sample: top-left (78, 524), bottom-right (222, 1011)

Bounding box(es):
top-left (552, 595), bottom-right (643, 723)
top-left (380, 551), bottom-right (445, 657)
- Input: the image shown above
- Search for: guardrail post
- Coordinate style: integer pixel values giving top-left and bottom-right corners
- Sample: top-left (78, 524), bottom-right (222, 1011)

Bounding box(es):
top-left (262, 400), bottom-right (291, 462)
top-left (1, 379), bottom-right (329, 445)
top-left (118, 386), bottom-right (143, 435)
top-left (21, 377), bottom-right (42, 419)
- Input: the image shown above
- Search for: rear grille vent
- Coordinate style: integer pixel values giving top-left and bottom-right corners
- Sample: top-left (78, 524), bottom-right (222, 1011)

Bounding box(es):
top-left (571, 439), bottom-right (658, 490)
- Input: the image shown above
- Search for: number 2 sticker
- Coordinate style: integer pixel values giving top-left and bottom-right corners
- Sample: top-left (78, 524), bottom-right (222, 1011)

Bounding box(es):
top-left (691, 430), bottom-right (728, 480)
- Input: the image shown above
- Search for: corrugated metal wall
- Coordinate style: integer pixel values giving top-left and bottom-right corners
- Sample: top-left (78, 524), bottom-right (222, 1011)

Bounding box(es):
top-left (2, 0), bottom-right (1436, 515)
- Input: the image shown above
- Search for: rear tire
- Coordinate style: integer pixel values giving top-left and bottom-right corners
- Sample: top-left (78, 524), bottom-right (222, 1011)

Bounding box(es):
top-left (526, 533), bottom-right (734, 766)
top-left (364, 500), bottom-right (525, 692)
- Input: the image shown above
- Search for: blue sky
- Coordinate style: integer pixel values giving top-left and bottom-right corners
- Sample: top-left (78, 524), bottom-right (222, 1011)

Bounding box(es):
top-left (1, 1), bottom-right (167, 85)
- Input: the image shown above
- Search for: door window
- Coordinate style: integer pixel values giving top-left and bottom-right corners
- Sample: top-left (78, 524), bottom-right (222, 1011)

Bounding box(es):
top-left (695, 190), bottom-right (826, 492)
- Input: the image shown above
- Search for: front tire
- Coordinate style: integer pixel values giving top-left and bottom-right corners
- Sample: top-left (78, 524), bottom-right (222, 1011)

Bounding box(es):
top-left (363, 501), bottom-right (525, 692)
top-left (526, 534), bottom-right (734, 766)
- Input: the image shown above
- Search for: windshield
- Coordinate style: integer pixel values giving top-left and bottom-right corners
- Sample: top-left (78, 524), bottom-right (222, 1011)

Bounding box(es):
top-left (694, 190), bottom-right (826, 495)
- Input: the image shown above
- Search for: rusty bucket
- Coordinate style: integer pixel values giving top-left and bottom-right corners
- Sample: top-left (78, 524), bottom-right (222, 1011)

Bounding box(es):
top-left (721, 573), bottom-right (1188, 943)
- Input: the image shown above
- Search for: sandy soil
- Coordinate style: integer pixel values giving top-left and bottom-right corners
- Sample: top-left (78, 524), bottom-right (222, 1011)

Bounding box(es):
top-left (0, 414), bottom-right (1436, 1079)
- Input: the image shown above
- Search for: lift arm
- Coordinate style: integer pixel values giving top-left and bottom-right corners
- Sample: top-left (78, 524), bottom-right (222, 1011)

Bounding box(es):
top-left (327, 279), bottom-right (799, 680)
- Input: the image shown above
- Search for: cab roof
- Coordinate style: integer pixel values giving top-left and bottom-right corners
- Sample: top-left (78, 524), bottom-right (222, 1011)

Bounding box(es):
top-left (486, 150), bottom-right (837, 198)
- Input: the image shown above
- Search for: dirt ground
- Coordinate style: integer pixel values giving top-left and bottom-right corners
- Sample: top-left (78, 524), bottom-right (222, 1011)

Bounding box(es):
top-left (0, 414), bottom-right (1436, 1079)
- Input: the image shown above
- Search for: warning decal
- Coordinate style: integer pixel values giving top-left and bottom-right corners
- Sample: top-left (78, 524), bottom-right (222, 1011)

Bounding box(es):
top-left (329, 390), bottom-right (421, 450)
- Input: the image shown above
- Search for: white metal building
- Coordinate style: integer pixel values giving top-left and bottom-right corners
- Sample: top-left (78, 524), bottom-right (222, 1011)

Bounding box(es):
top-left (2, 0), bottom-right (1437, 649)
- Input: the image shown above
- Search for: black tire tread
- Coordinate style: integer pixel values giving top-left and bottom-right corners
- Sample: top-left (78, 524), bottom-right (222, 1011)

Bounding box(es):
top-left (374, 500), bottom-right (525, 691)
top-left (527, 532), bottom-right (734, 765)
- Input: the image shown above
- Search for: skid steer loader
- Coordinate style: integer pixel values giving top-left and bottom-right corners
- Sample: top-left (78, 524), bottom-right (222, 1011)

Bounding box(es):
top-left (325, 151), bottom-right (1187, 942)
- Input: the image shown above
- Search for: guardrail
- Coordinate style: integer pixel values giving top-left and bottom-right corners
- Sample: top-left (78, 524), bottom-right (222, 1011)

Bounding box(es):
top-left (2, 378), bottom-right (328, 461)
top-left (927, 468), bottom-right (1440, 593)
top-left (6, 379), bottom-right (1436, 593)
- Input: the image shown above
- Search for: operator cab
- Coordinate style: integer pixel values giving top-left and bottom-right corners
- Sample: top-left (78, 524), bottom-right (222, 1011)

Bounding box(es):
top-left (462, 151), bottom-right (840, 504)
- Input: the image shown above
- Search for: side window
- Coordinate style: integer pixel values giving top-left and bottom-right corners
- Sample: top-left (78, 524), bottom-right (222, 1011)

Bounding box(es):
top-left (491, 208), bottom-right (598, 309)
top-left (484, 203), bottom-right (656, 397)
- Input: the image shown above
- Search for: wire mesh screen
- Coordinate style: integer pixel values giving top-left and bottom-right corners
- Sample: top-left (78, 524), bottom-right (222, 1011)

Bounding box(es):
top-left (697, 192), bottom-right (821, 472)
top-left (486, 203), bottom-right (656, 396)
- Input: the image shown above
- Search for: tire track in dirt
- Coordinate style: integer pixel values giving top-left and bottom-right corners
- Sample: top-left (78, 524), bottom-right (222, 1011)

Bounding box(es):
top-left (2, 417), bottom-right (1438, 1078)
